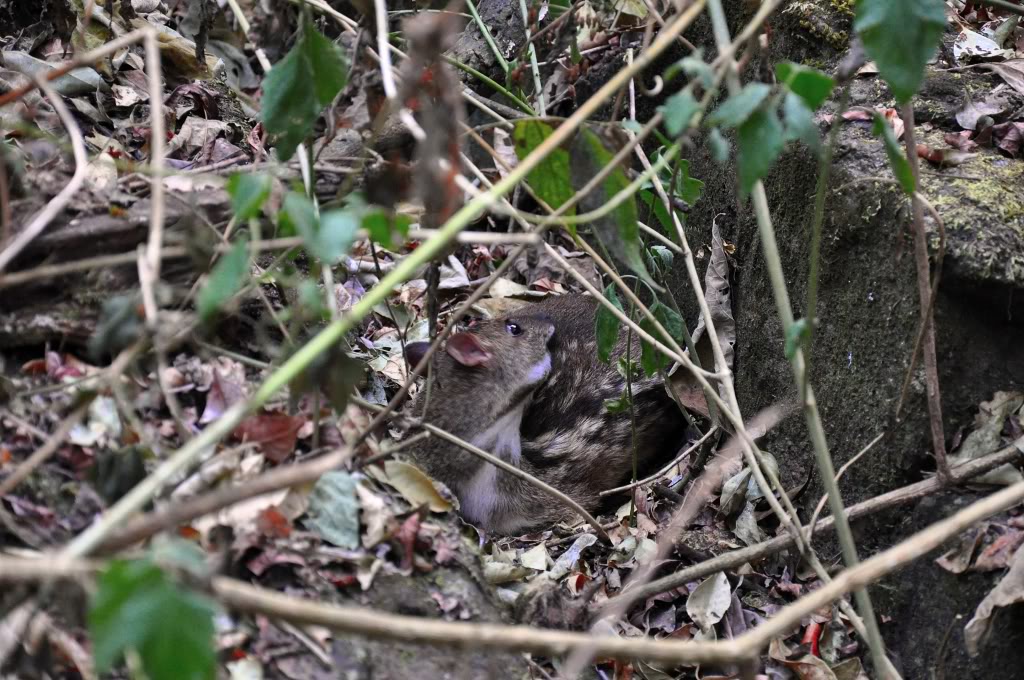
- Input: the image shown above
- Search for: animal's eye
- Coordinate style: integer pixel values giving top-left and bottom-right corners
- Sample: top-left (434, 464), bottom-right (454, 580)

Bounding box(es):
top-left (506, 321), bottom-right (523, 336)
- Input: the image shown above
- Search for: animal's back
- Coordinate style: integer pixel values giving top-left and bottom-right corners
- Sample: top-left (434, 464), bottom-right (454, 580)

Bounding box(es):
top-left (516, 294), bottom-right (688, 505)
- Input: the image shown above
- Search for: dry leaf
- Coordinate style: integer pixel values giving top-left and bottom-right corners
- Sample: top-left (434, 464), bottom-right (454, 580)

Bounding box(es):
top-left (686, 571), bottom-right (731, 632)
top-left (379, 460), bottom-right (454, 512)
top-left (965, 544), bottom-right (1024, 655)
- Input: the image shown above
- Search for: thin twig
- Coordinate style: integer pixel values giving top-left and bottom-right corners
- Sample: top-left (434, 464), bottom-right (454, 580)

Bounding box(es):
top-left (374, 0), bottom-right (399, 100)
top-left (0, 401), bottom-right (92, 497)
top-left (607, 439), bottom-right (1024, 610)
top-left (600, 427), bottom-right (718, 496)
top-left (973, 0), bottom-right (1024, 17)
top-left (98, 447), bottom-right (351, 552)
top-left (519, 0), bottom-right (547, 116)
top-left (0, 231), bottom-right (536, 289)
top-left (0, 74), bottom-right (89, 273)
top-left (901, 103), bottom-right (949, 483)
top-left (0, 29), bottom-right (151, 108)
top-left (12, 473), bottom-right (1024, 666)
top-left (465, 0), bottom-right (509, 74)
top-left (703, 1), bottom-right (892, 676)
top-left (806, 432), bottom-right (885, 543)
top-left (803, 85), bottom-right (850, 397)
top-left (142, 27), bottom-right (166, 317)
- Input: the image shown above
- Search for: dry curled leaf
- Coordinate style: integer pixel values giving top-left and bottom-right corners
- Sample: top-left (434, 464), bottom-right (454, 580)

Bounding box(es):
top-left (965, 544), bottom-right (1024, 655)
top-left (377, 460), bottom-right (454, 512)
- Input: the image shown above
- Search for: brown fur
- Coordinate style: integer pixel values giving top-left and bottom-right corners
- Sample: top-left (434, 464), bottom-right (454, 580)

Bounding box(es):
top-left (405, 311), bottom-right (559, 533)
top-left (517, 294), bottom-right (688, 524)
top-left (406, 294), bottom-right (688, 534)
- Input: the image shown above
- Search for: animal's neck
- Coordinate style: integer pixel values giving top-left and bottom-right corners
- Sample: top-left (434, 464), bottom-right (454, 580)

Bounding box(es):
top-left (469, 400), bottom-right (527, 465)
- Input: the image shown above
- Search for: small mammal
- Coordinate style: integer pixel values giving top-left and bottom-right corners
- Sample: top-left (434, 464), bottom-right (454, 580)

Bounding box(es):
top-left (518, 294), bottom-right (687, 518)
top-left (404, 311), bottom-right (560, 533)
top-left (405, 294), bottom-right (687, 534)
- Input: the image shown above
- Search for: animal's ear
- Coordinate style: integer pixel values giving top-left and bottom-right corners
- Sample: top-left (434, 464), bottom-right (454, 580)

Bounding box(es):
top-left (446, 333), bottom-right (492, 367)
top-left (404, 341), bottom-right (431, 370)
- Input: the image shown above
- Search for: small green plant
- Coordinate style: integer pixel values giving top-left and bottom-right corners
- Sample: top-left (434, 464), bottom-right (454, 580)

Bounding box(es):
top-left (261, 17), bottom-right (349, 161)
top-left (89, 558), bottom-right (216, 680)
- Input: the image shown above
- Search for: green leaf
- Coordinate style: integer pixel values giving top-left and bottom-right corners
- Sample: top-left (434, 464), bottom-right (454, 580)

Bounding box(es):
top-left (638, 302), bottom-right (683, 376)
top-left (569, 128), bottom-right (655, 287)
top-left (782, 92), bottom-right (821, 153)
top-left (708, 127), bottom-right (730, 163)
top-left (648, 245), bottom-right (673, 274)
top-left (615, 355), bottom-right (643, 382)
top-left (706, 83), bottom-right (771, 128)
top-left (89, 294), bottom-right (143, 361)
top-left (674, 158), bottom-right (704, 205)
top-left (362, 210), bottom-right (412, 248)
top-left (197, 237), bottom-right (250, 323)
top-left (595, 284), bottom-right (624, 364)
top-left (261, 20), bottom-right (349, 161)
top-left (638, 189), bottom-right (675, 234)
top-left (784, 318), bottom-right (811, 360)
top-left (318, 209), bottom-right (360, 262)
top-left (289, 343), bottom-right (364, 412)
top-left (570, 37), bottom-right (582, 64)
top-left (226, 173), bottom-right (272, 221)
top-left (281, 192), bottom-right (359, 263)
top-left (854, 0), bottom-right (946, 104)
top-left (305, 471), bottom-right (360, 548)
top-left (90, 560), bottom-right (216, 680)
top-left (664, 49), bottom-right (713, 88)
top-left (737, 107), bottom-right (784, 198)
top-left (513, 120), bottom-right (575, 217)
top-left (661, 89), bottom-right (699, 136)
top-left (871, 112), bottom-right (915, 194)
top-left (776, 62), bottom-right (835, 111)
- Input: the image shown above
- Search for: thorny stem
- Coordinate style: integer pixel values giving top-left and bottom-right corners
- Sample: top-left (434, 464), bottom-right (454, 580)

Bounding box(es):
top-left (901, 103), bottom-right (950, 483)
top-left (704, 0), bottom-right (892, 676)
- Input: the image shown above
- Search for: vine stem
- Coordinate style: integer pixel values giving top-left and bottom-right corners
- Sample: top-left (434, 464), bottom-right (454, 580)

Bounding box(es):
top-left (54, 0), bottom-right (708, 563)
top-left (704, 0), bottom-right (893, 676)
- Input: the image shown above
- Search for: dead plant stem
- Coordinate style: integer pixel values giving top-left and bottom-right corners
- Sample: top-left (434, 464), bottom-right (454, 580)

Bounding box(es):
top-left (705, 0), bottom-right (891, 672)
top-left (900, 103), bottom-right (949, 482)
